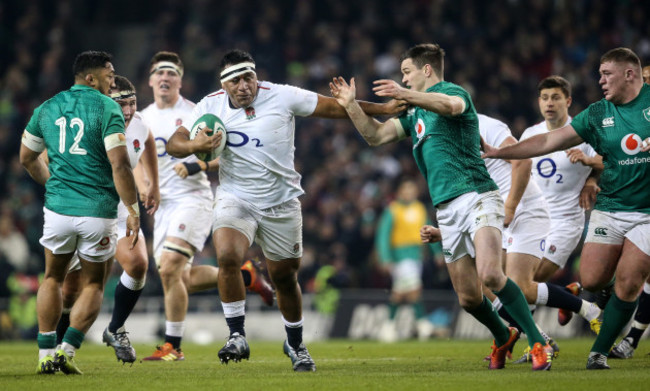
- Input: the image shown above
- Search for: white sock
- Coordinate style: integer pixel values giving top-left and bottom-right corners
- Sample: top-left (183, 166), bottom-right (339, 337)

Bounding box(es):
top-left (61, 342), bottom-right (76, 358)
top-left (631, 320), bottom-right (649, 330)
top-left (644, 282), bottom-right (650, 295)
top-left (165, 321), bottom-right (185, 337)
top-left (282, 316), bottom-right (304, 328)
top-left (120, 271), bottom-right (145, 290)
top-left (579, 300), bottom-right (600, 321)
top-left (222, 300), bottom-right (246, 318)
top-left (536, 283), bottom-right (549, 306)
top-left (491, 297), bottom-right (503, 311)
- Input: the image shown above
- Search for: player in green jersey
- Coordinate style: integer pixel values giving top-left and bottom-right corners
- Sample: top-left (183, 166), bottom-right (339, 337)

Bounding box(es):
top-left (19, 51), bottom-right (140, 375)
top-left (330, 43), bottom-right (554, 371)
top-left (483, 47), bottom-right (650, 370)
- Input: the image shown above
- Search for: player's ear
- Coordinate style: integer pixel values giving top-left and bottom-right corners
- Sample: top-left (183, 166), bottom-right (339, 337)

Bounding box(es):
top-left (566, 96), bottom-right (572, 108)
top-left (85, 73), bottom-right (95, 86)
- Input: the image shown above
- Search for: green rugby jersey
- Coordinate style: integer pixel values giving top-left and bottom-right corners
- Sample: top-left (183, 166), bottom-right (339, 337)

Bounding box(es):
top-left (572, 84), bottom-right (650, 213)
top-left (24, 85), bottom-right (125, 218)
top-left (397, 81), bottom-right (497, 206)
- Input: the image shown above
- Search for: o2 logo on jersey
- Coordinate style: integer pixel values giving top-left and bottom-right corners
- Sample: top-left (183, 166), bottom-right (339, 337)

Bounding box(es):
top-left (621, 133), bottom-right (643, 155)
top-left (415, 119), bottom-right (426, 139)
top-left (536, 158), bottom-right (563, 183)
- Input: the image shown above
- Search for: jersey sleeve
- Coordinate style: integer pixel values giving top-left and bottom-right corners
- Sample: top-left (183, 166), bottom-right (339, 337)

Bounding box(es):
top-left (481, 117), bottom-right (512, 147)
top-left (279, 84), bottom-right (318, 117)
top-left (24, 105), bottom-right (44, 138)
top-left (440, 84), bottom-right (471, 114)
top-left (397, 108), bottom-right (416, 138)
top-left (570, 107), bottom-right (594, 146)
top-left (102, 99), bottom-right (126, 138)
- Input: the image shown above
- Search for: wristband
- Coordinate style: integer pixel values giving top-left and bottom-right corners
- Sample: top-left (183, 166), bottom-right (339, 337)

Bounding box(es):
top-left (127, 202), bottom-right (140, 218)
top-left (183, 162), bottom-right (206, 175)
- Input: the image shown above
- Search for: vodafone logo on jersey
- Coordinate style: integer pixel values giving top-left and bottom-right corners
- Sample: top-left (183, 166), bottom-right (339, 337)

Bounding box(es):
top-left (620, 133), bottom-right (643, 155)
top-left (415, 118), bottom-right (426, 139)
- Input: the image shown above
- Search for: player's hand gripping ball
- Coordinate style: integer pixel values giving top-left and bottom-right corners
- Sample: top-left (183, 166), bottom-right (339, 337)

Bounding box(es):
top-left (189, 113), bottom-right (226, 161)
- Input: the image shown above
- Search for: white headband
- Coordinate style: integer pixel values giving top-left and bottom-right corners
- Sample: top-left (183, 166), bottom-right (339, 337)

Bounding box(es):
top-left (150, 61), bottom-right (184, 78)
top-left (220, 62), bottom-right (256, 82)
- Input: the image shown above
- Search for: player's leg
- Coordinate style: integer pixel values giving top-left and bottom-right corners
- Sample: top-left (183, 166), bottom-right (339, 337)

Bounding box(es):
top-left (446, 254), bottom-right (517, 370)
top-left (611, 276), bottom-right (650, 358)
top-left (588, 236), bottom-right (650, 369)
top-left (187, 261), bottom-right (273, 305)
top-left (56, 266), bottom-right (81, 345)
top-left (144, 237), bottom-right (194, 361)
top-left (103, 232), bottom-right (147, 363)
top-left (534, 258), bottom-right (560, 282)
top-left (36, 249), bottom-right (74, 374)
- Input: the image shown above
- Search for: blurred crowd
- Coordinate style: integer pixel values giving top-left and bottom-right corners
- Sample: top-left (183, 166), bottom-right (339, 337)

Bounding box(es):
top-left (1, 0), bottom-right (649, 335)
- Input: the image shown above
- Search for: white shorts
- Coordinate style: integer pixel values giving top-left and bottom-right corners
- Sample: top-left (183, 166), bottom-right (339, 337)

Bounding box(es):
top-left (69, 221), bottom-right (144, 272)
top-left (585, 210), bottom-right (650, 256)
top-left (213, 188), bottom-right (302, 261)
top-left (437, 191), bottom-right (504, 263)
top-left (392, 259), bottom-right (422, 293)
top-left (40, 207), bottom-right (117, 263)
top-left (503, 202), bottom-right (549, 258)
top-left (153, 195), bottom-right (213, 263)
top-left (543, 217), bottom-right (585, 268)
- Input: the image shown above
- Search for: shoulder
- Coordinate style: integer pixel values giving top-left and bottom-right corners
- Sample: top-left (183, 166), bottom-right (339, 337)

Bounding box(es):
top-left (521, 121), bottom-right (546, 139)
top-left (434, 81), bottom-right (469, 97)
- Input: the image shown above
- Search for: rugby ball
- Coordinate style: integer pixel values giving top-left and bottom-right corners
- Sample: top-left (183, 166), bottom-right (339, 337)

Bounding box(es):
top-left (189, 113), bottom-right (227, 161)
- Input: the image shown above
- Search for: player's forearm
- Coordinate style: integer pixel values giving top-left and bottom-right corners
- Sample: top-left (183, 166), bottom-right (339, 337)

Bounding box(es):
top-left (166, 127), bottom-right (195, 158)
top-left (402, 90), bottom-right (463, 116)
top-left (584, 155), bottom-right (604, 171)
top-left (112, 163), bottom-right (139, 210)
top-left (22, 158), bottom-right (50, 186)
top-left (142, 133), bottom-right (160, 190)
top-left (343, 101), bottom-right (388, 146)
top-left (506, 158), bottom-right (532, 211)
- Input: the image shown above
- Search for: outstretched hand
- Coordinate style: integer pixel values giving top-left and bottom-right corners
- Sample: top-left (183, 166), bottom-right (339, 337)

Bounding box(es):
top-left (329, 77), bottom-right (356, 107)
top-left (373, 79), bottom-right (408, 100)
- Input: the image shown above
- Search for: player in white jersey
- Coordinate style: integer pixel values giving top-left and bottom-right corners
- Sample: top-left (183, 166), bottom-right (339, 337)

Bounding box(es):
top-left (479, 114), bottom-right (601, 363)
top-left (140, 52), bottom-right (272, 362)
top-left (166, 49), bottom-right (404, 371)
top-left (520, 76), bottom-right (603, 327)
top-left (55, 76), bottom-right (159, 364)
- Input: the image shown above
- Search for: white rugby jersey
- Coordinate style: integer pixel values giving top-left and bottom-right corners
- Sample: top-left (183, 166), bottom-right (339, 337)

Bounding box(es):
top-left (117, 112), bottom-right (151, 223)
top-left (190, 81), bottom-right (318, 209)
top-left (479, 114), bottom-right (544, 211)
top-left (520, 119), bottom-right (596, 220)
top-left (141, 96), bottom-right (212, 201)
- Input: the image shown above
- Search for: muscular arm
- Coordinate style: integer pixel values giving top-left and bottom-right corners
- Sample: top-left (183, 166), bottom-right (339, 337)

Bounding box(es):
top-left (373, 79), bottom-right (465, 116)
top-left (138, 130), bottom-right (160, 214)
top-left (500, 136), bottom-right (531, 226)
top-left (483, 124), bottom-right (584, 160)
top-left (107, 145), bottom-right (139, 208)
top-left (330, 77), bottom-right (402, 146)
top-left (167, 125), bottom-right (222, 159)
top-left (310, 94), bottom-right (406, 119)
top-left (19, 145), bottom-right (50, 185)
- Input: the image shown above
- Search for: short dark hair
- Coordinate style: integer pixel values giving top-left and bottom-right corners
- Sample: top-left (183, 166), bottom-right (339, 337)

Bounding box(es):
top-left (399, 44), bottom-right (445, 77)
top-left (219, 49), bottom-right (255, 72)
top-left (537, 75), bottom-right (571, 98)
top-left (73, 51), bottom-right (112, 77)
top-left (149, 51), bottom-right (184, 73)
top-left (600, 47), bottom-right (641, 68)
top-left (113, 75), bottom-right (135, 93)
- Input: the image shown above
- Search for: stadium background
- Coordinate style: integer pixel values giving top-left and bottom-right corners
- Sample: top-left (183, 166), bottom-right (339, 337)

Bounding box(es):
top-left (1, 0), bottom-right (649, 342)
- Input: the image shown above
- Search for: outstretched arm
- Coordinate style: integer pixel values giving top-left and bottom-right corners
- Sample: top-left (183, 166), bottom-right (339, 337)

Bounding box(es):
top-left (499, 136), bottom-right (531, 227)
top-left (310, 94), bottom-right (407, 119)
top-left (373, 79), bottom-right (465, 116)
top-left (482, 124), bottom-right (584, 160)
top-left (330, 77), bottom-right (402, 146)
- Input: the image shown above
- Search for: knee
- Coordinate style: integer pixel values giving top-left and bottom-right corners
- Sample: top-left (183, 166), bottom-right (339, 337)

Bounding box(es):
top-left (124, 258), bottom-right (148, 280)
top-left (480, 270), bottom-right (504, 291)
top-left (270, 270), bottom-right (298, 292)
top-left (615, 275), bottom-right (642, 300)
top-left (216, 249), bottom-right (243, 271)
top-left (158, 259), bottom-right (182, 283)
top-left (458, 293), bottom-right (483, 311)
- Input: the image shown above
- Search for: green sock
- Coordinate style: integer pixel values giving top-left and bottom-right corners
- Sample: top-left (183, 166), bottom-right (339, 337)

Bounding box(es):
top-left (37, 332), bottom-right (57, 349)
top-left (495, 278), bottom-right (545, 348)
top-left (591, 294), bottom-right (638, 355)
top-left (388, 303), bottom-right (398, 320)
top-left (62, 327), bottom-right (85, 349)
top-left (466, 296), bottom-right (510, 346)
top-left (413, 301), bottom-right (426, 319)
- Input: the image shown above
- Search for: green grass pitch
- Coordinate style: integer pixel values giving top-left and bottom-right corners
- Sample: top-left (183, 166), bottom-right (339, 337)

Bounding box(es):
top-left (2, 339), bottom-right (649, 391)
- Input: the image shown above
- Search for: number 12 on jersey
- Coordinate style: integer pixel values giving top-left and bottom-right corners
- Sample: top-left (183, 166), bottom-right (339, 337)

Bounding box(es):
top-left (55, 116), bottom-right (87, 155)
